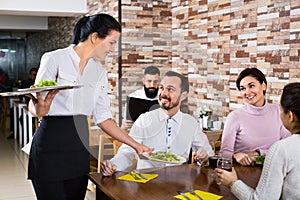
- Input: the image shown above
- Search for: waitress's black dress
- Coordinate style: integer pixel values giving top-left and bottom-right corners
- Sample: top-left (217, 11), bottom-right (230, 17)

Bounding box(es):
top-left (28, 115), bottom-right (90, 181)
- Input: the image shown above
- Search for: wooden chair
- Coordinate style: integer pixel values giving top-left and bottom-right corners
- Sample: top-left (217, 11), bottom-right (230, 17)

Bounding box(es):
top-left (88, 117), bottom-right (119, 192)
top-left (96, 135), bottom-right (116, 172)
top-left (203, 130), bottom-right (222, 154)
top-left (89, 129), bottom-right (117, 172)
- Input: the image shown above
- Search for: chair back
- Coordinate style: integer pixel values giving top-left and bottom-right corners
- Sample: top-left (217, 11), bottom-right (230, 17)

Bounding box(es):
top-left (97, 135), bottom-right (115, 172)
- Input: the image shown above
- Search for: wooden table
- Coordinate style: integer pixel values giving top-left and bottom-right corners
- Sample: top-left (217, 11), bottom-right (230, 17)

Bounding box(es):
top-left (88, 163), bottom-right (262, 200)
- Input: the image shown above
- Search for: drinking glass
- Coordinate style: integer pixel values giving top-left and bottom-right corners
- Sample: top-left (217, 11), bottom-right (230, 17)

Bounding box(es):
top-left (217, 158), bottom-right (232, 172)
top-left (216, 157), bottom-right (232, 184)
top-left (208, 155), bottom-right (219, 178)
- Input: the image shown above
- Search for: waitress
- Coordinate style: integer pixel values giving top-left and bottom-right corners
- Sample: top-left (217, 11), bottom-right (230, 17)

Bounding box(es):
top-left (27, 13), bottom-right (152, 200)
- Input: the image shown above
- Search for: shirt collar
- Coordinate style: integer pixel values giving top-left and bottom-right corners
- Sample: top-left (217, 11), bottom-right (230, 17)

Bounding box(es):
top-left (158, 108), bottom-right (182, 124)
top-left (69, 44), bottom-right (80, 65)
top-left (245, 100), bottom-right (269, 115)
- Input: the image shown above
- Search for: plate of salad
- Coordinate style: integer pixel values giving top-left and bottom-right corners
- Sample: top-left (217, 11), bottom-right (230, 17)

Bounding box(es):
top-left (251, 155), bottom-right (266, 165)
top-left (17, 80), bottom-right (83, 93)
top-left (0, 80), bottom-right (83, 96)
top-left (142, 151), bottom-right (186, 164)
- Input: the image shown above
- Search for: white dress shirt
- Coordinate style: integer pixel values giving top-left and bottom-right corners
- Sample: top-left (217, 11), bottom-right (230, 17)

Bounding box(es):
top-left (129, 87), bottom-right (158, 100)
top-left (35, 45), bottom-right (112, 124)
top-left (111, 108), bottom-right (214, 170)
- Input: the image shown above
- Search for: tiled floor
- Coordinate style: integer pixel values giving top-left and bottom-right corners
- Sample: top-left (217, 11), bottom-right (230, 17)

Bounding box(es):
top-left (0, 129), bottom-right (94, 200)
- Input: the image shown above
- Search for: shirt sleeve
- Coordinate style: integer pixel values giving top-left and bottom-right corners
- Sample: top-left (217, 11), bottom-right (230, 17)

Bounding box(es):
top-left (219, 112), bottom-right (239, 158)
top-left (280, 124), bottom-right (291, 140)
top-left (92, 72), bottom-right (113, 124)
top-left (32, 53), bottom-right (58, 100)
top-left (231, 141), bottom-right (286, 199)
top-left (110, 143), bottom-right (136, 171)
top-left (35, 53), bottom-right (58, 84)
top-left (110, 123), bottom-right (143, 171)
top-left (191, 127), bottom-right (214, 156)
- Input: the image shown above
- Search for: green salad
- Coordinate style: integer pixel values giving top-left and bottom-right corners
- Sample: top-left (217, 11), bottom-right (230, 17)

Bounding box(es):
top-left (150, 151), bottom-right (180, 162)
top-left (255, 155), bottom-right (266, 164)
top-left (35, 80), bottom-right (58, 88)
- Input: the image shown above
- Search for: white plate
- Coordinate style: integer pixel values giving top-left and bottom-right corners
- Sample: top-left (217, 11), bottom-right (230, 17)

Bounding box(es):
top-left (142, 152), bottom-right (186, 164)
top-left (17, 85), bottom-right (83, 92)
top-left (0, 91), bottom-right (28, 96)
top-left (0, 85), bottom-right (83, 96)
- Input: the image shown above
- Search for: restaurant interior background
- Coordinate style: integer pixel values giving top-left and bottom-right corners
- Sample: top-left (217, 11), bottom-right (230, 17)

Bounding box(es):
top-left (0, 0), bottom-right (299, 125)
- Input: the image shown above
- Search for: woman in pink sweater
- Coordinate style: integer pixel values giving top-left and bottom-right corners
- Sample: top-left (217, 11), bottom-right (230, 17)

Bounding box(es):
top-left (220, 68), bottom-right (290, 166)
top-left (216, 82), bottom-right (300, 199)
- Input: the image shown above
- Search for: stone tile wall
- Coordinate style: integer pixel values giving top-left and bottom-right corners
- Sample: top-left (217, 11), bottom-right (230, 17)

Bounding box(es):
top-left (171, 0), bottom-right (300, 122)
top-left (26, 0), bottom-right (300, 124)
top-left (88, 0), bottom-right (300, 123)
top-left (26, 17), bottom-right (78, 69)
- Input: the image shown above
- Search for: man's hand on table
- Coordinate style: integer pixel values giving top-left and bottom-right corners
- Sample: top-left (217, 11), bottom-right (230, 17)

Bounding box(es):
top-left (101, 160), bottom-right (117, 176)
top-left (194, 147), bottom-right (209, 164)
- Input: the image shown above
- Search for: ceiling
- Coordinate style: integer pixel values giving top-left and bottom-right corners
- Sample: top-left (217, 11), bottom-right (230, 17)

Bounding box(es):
top-left (0, 0), bottom-right (87, 17)
top-left (0, 0), bottom-right (87, 31)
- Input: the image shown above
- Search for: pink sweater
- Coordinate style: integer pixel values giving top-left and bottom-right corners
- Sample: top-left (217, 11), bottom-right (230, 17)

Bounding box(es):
top-left (220, 101), bottom-right (291, 158)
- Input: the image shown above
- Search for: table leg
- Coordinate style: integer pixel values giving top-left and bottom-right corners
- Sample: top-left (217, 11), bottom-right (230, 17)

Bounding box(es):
top-left (13, 103), bottom-right (18, 140)
top-left (23, 108), bottom-right (28, 144)
top-left (95, 187), bottom-right (111, 200)
top-left (28, 114), bottom-right (33, 141)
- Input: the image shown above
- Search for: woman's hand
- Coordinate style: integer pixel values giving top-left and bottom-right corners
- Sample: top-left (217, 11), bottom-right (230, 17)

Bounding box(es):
top-left (26, 90), bottom-right (59, 117)
top-left (233, 152), bottom-right (255, 166)
top-left (101, 160), bottom-right (117, 176)
top-left (215, 167), bottom-right (238, 187)
top-left (135, 143), bottom-right (154, 155)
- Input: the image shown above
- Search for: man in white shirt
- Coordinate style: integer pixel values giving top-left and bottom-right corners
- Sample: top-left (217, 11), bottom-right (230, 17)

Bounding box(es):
top-left (101, 71), bottom-right (214, 175)
top-left (121, 66), bottom-right (160, 131)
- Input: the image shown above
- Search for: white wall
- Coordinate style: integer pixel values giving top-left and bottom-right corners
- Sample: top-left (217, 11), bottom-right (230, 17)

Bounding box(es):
top-left (0, 15), bottom-right (47, 30)
top-left (0, 0), bottom-right (87, 16)
top-left (0, 0), bottom-right (87, 30)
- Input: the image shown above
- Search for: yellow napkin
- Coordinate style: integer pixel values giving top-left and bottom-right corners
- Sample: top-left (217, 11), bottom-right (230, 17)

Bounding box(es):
top-left (174, 190), bottom-right (223, 200)
top-left (117, 173), bottom-right (158, 183)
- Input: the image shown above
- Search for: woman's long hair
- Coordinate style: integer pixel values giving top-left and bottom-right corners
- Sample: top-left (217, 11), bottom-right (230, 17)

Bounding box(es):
top-left (71, 13), bottom-right (121, 45)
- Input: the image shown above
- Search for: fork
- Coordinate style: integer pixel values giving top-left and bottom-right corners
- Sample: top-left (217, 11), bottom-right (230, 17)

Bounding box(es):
top-left (176, 191), bottom-right (190, 200)
top-left (189, 190), bottom-right (203, 200)
top-left (133, 170), bottom-right (148, 180)
top-left (129, 171), bottom-right (140, 180)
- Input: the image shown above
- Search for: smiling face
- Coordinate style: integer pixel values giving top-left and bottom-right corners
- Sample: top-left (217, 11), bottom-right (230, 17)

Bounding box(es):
top-left (91, 30), bottom-right (120, 61)
top-left (239, 76), bottom-right (266, 107)
top-left (158, 76), bottom-right (187, 115)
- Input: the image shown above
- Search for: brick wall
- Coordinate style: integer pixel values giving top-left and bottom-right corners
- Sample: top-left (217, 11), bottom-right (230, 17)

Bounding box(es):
top-left (26, 0), bottom-right (300, 124)
top-left (167, 0), bottom-right (300, 122)
top-left (119, 0), bottom-right (300, 123)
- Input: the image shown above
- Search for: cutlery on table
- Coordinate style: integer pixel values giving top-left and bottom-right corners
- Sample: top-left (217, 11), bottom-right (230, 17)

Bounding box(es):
top-left (177, 191), bottom-right (191, 200)
top-left (189, 190), bottom-right (203, 200)
top-left (133, 170), bottom-right (148, 180)
top-left (129, 171), bottom-right (140, 180)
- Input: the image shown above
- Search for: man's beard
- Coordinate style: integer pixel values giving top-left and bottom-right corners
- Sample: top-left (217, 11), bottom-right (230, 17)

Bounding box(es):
top-left (144, 85), bottom-right (158, 99)
top-left (159, 95), bottom-right (180, 110)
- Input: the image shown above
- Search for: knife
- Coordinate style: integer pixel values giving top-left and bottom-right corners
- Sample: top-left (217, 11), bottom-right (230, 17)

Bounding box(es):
top-left (133, 171), bottom-right (148, 180)
top-left (189, 190), bottom-right (203, 200)
top-left (177, 191), bottom-right (191, 200)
